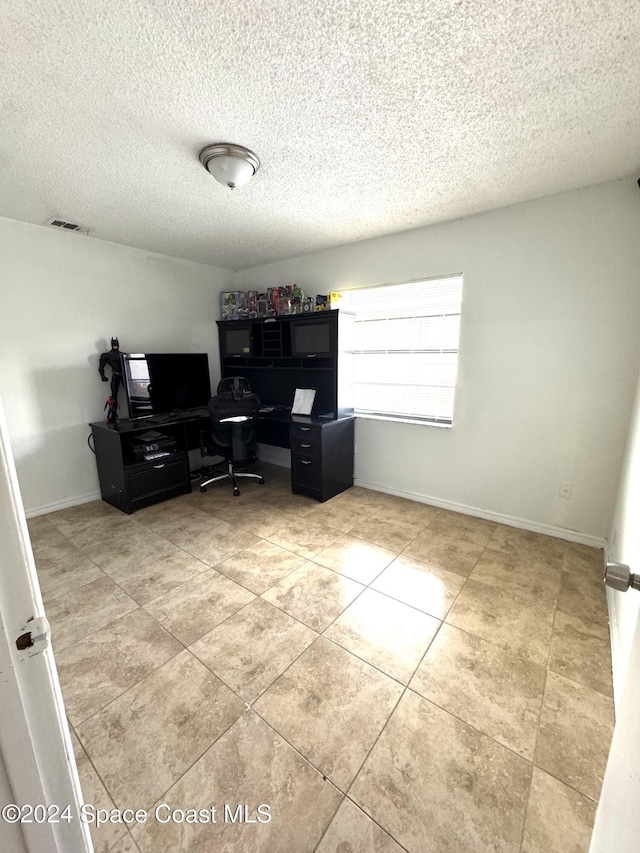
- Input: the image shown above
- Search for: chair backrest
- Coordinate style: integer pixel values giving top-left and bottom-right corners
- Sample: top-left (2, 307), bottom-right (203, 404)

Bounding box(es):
top-left (207, 380), bottom-right (260, 464)
top-left (217, 376), bottom-right (252, 401)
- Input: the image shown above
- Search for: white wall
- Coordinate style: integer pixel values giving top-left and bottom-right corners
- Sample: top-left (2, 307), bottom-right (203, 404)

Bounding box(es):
top-left (606, 365), bottom-right (640, 706)
top-left (236, 180), bottom-right (640, 541)
top-left (0, 217), bottom-right (234, 515)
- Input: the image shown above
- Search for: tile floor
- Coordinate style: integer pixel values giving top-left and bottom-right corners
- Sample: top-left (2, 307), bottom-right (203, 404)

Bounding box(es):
top-left (28, 463), bottom-right (614, 853)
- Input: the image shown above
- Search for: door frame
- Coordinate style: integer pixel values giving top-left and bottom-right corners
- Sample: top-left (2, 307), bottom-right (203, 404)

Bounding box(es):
top-left (0, 395), bottom-right (91, 852)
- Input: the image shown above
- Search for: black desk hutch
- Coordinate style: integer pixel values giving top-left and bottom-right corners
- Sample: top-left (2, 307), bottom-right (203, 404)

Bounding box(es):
top-left (217, 309), bottom-right (355, 501)
top-left (90, 310), bottom-right (355, 513)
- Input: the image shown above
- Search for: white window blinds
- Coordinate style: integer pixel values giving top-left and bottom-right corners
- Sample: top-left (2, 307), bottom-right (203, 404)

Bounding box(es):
top-left (339, 275), bottom-right (463, 424)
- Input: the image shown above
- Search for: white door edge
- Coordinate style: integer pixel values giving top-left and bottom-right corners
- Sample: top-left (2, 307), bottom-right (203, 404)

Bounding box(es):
top-left (0, 395), bottom-right (91, 853)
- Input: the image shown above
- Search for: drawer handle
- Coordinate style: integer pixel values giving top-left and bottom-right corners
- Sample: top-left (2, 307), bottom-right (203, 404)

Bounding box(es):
top-left (153, 464), bottom-right (166, 469)
top-left (306, 354), bottom-right (317, 358)
top-left (300, 427), bottom-right (311, 432)
top-left (301, 443), bottom-right (311, 448)
top-left (301, 460), bottom-right (312, 465)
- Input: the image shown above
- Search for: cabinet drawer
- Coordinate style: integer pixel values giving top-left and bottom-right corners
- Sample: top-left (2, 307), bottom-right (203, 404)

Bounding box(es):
top-left (291, 423), bottom-right (321, 441)
top-left (291, 455), bottom-right (322, 489)
top-left (291, 435), bottom-right (321, 458)
top-left (126, 457), bottom-right (189, 501)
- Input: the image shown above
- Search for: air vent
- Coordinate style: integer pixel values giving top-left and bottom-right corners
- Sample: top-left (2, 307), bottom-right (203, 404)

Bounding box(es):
top-left (46, 218), bottom-right (90, 235)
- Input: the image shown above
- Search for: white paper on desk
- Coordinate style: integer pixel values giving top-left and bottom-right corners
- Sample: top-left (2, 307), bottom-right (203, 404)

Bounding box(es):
top-left (292, 388), bottom-right (316, 415)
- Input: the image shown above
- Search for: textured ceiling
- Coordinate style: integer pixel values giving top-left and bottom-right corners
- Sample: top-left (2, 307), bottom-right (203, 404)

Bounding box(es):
top-left (1, 0), bottom-right (640, 271)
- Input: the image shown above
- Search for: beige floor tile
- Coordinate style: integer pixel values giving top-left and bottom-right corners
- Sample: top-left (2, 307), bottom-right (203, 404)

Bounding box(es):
top-left (47, 499), bottom-right (129, 538)
top-left (183, 487), bottom-right (256, 515)
top-left (144, 569), bottom-right (255, 644)
top-left (316, 798), bottom-right (404, 853)
top-left (57, 609), bottom-right (182, 725)
top-left (214, 539), bottom-right (306, 593)
top-left (47, 575), bottom-right (137, 651)
top-left (485, 525), bottom-right (566, 566)
top-left (28, 515), bottom-right (63, 547)
top-left (107, 833), bottom-right (139, 853)
top-left (371, 554), bottom-right (466, 619)
top-left (72, 733), bottom-right (128, 853)
top-left (329, 487), bottom-right (395, 513)
top-left (535, 672), bottom-right (613, 801)
top-left (133, 498), bottom-right (200, 535)
top-left (305, 502), bottom-right (373, 533)
top-left (446, 579), bottom-right (554, 665)
top-left (105, 544), bottom-right (210, 605)
top-left (254, 638), bottom-right (403, 790)
top-left (556, 571), bottom-right (609, 627)
top-left (191, 597), bottom-right (317, 701)
top-left (262, 562), bottom-right (364, 632)
top-left (403, 529), bottom-right (485, 577)
top-left (248, 488), bottom-right (319, 516)
top-left (325, 589), bottom-right (440, 684)
top-left (549, 610), bottom-right (613, 697)
top-left (69, 517), bottom-right (150, 558)
top-left (211, 504), bottom-right (284, 537)
top-left (78, 528), bottom-right (176, 574)
top-left (155, 511), bottom-right (233, 549)
top-left (352, 690), bottom-right (532, 853)
top-left (131, 712), bottom-right (342, 853)
top-left (34, 541), bottom-right (105, 604)
top-left (536, 672), bottom-right (614, 801)
top-left (312, 534), bottom-right (397, 584)
top-left (350, 517), bottom-right (423, 552)
top-left (522, 767), bottom-right (596, 853)
top-left (562, 543), bottom-right (604, 578)
top-left (369, 496), bottom-right (441, 530)
top-left (469, 552), bottom-right (562, 607)
top-left (179, 526), bottom-right (261, 567)
top-left (30, 518), bottom-right (73, 549)
top-left (266, 521), bottom-right (343, 559)
top-left (78, 650), bottom-right (244, 811)
top-left (427, 509), bottom-right (497, 546)
top-left (410, 623), bottom-right (546, 760)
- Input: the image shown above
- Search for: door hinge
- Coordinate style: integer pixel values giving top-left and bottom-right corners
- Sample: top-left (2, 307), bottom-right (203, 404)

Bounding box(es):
top-left (15, 616), bottom-right (51, 656)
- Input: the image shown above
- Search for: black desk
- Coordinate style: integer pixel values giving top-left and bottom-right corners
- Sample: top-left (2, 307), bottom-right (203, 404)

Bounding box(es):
top-left (91, 409), bottom-right (354, 513)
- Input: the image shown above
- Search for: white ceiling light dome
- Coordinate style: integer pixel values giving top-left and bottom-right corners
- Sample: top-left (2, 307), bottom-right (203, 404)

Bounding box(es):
top-left (199, 143), bottom-right (260, 189)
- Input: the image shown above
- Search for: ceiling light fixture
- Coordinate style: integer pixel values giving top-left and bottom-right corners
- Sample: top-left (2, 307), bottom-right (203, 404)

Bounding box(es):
top-left (199, 143), bottom-right (260, 189)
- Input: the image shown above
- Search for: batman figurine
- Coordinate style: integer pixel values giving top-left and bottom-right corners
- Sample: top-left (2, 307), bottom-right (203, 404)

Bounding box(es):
top-left (99, 337), bottom-right (124, 401)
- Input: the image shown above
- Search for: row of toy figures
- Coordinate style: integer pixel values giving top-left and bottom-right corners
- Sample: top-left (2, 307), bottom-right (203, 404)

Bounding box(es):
top-left (99, 337), bottom-right (123, 424)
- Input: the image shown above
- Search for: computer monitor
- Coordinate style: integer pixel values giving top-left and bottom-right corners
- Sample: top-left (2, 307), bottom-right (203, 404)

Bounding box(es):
top-left (121, 353), bottom-right (211, 418)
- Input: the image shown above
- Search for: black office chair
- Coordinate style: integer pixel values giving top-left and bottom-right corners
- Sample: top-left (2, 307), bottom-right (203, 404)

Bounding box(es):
top-left (199, 377), bottom-right (265, 496)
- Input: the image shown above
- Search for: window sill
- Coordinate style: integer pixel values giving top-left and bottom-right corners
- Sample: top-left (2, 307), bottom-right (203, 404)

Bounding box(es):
top-left (354, 413), bottom-right (452, 428)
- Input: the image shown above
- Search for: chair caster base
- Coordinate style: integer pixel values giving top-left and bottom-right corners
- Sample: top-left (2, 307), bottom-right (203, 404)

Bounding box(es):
top-left (233, 489), bottom-right (240, 496)
top-left (259, 478), bottom-right (265, 484)
top-left (200, 486), bottom-right (207, 493)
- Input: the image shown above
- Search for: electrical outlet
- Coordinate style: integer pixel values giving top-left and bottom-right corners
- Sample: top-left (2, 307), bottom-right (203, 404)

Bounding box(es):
top-left (559, 482), bottom-right (573, 500)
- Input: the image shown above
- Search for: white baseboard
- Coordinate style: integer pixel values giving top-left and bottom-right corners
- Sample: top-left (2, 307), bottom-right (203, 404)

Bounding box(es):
top-left (26, 490), bottom-right (102, 518)
top-left (354, 478), bottom-right (606, 548)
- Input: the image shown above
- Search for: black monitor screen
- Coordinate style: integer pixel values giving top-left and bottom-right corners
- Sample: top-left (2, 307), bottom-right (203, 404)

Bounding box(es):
top-left (291, 322), bottom-right (331, 355)
top-left (122, 353), bottom-right (211, 417)
top-left (146, 354), bottom-right (211, 414)
top-left (222, 327), bottom-right (252, 356)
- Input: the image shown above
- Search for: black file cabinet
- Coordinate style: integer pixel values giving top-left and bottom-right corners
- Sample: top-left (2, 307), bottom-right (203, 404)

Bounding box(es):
top-left (290, 416), bottom-right (354, 502)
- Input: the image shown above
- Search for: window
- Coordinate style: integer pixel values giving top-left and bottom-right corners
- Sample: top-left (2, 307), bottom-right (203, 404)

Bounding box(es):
top-left (339, 275), bottom-right (463, 425)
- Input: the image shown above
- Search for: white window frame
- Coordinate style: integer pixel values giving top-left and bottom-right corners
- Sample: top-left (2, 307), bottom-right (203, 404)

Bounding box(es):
top-left (339, 274), bottom-right (463, 426)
